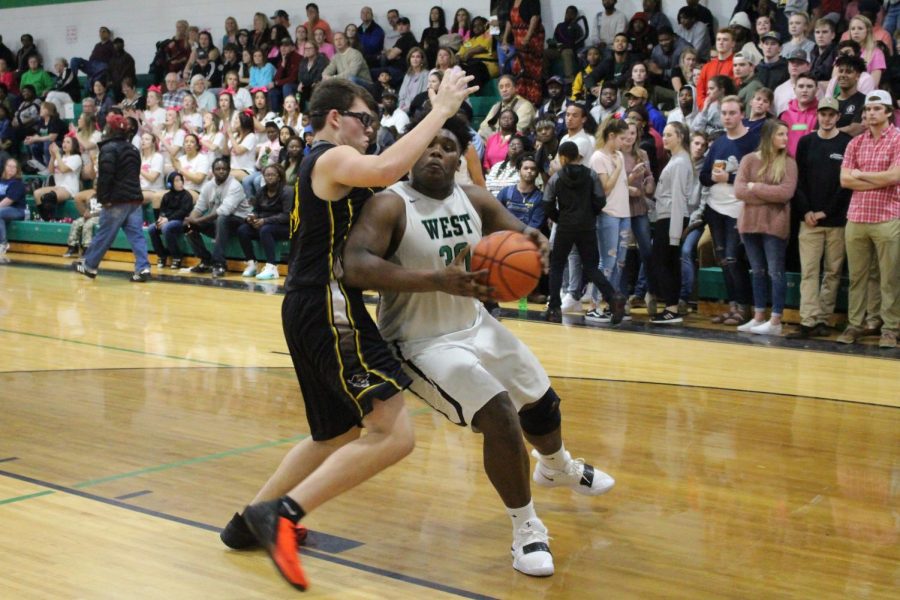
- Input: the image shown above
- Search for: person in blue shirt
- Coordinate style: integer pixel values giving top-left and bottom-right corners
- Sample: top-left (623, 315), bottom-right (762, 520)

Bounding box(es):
top-left (496, 153), bottom-right (545, 230)
top-left (0, 157), bottom-right (27, 259)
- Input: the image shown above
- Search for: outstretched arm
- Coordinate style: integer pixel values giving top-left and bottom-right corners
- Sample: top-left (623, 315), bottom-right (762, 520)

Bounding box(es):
top-left (342, 190), bottom-right (492, 298)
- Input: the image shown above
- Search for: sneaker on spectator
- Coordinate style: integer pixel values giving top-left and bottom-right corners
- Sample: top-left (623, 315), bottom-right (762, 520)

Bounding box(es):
top-left (627, 294), bottom-right (645, 309)
top-left (737, 318), bottom-right (765, 332)
top-left (241, 260), bottom-right (258, 277)
top-left (63, 245), bottom-right (79, 258)
top-left (609, 293), bottom-right (627, 324)
top-left (786, 325), bottom-right (812, 339)
top-left (677, 299), bottom-right (689, 315)
top-left (650, 310), bottom-right (683, 324)
top-left (255, 263), bottom-right (279, 280)
top-left (511, 518), bottom-right (554, 577)
top-left (189, 262), bottom-right (212, 273)
top-left (72, 260), bottom-right (97, 278)
top-left (131, 269), bottom-right (151, 283)
top-left (542, 307), bottom-right (562, 323)
top-left (809, 323), bottom-right (831, 337)
top-left (584, 309), bottom-right (611, 323)
top-left (170, 258), bottom-right (182, 270)
top-left (0, 242), bottom-right (8, 257)
top-left (156, 256), bottom-right (167, 268)
top-left (878, 329), bottom-right (897, 349)
top-left (560, 293), bottom-right (581, 313)
top-left (645, 293), bottom-right (658, 317)
top-left (212, 265), bottom-right (227, 278)
top-left (836, 325), bottom-right (863, 345)
top-left (750, 320), bottom-right (782, 336)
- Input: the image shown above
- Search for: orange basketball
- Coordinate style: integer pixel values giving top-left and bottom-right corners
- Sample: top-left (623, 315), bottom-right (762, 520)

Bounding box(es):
top-left (471, 231), bottom-right (542, 302)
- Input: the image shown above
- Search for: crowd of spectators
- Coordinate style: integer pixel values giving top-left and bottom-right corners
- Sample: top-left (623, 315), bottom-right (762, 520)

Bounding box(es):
top-left (0, 0), bottom-right (898, 347)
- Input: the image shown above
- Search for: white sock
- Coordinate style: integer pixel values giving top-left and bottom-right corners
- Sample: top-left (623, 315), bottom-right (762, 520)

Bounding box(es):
top-left (506, 500), bottom-right (538, 532)
top-left (536, 444), bottom-right (568, 469)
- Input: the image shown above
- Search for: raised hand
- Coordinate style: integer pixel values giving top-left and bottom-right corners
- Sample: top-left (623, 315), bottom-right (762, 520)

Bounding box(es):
top-left (429, 66), bottom-right (479, 119)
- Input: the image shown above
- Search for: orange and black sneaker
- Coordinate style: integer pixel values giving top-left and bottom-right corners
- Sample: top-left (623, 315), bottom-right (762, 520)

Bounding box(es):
top-left (243, 500), bottom-right (309, 591)
top-left (221, 512), bottom-right (309, 550)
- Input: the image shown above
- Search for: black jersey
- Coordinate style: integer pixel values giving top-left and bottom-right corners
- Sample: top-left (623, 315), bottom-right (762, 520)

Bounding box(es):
top-left (284, 141), bottom-right (376, 291)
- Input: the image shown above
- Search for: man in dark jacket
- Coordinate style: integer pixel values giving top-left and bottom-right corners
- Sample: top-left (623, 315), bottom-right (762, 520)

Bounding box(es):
top-left (69, 26), bottom-right (115, 94)
top-left (148, 172), bottom-right (194, 269)
top-left (107, 38), bottom-right (137, 101)
top-left (542, 141), bottom-right (624, 324)
top-left (74, 112), bottom-right (151, 281)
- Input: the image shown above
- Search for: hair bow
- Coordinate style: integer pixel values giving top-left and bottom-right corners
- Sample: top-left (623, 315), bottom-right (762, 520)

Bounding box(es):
top-left (169, 105), bottom-right (182, 112)
top-left (147, 84), bottom-right (163, 94)
top-left (64, 130), bottom-right (78, 139)
top-left (242, 108), bottom-right (255, 117)
top-left (218, 87), bottom-right (235, 96)
top-left (250, 86), bottom-right (268, 94)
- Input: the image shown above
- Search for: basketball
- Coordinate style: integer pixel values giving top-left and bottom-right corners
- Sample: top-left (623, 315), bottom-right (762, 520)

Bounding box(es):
top-left (471, 231), bottom-right (542, 302)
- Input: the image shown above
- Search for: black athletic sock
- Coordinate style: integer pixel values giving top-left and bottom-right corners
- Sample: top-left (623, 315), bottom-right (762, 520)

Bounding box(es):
top-left (278, 496), bottom-right (305, 524)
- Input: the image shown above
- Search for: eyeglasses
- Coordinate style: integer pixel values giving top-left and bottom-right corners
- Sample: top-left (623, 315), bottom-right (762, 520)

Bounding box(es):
top-left (339, 110), bottom-right (374, 128)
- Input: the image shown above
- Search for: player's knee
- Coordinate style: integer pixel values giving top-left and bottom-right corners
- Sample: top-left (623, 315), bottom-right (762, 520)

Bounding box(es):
top-left (518, 388), bottom-right (561, 436)
top-left (473, 393), bottom-right (522, 440)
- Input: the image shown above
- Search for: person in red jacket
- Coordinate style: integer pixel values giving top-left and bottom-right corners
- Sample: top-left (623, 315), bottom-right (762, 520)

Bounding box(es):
top-left (696, 28), bottom-right (736, 109)
top-left (779, 72), bottom-right (819, 157)
top-left (269, 37), bottom-right (301, 111)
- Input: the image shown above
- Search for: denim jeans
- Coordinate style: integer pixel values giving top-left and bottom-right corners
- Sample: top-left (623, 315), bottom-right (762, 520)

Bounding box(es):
top-left (29, 140), bottom-right (51, 166)
top-left (186, 214), bottom-right (243, 267)
top-left (69, 57), bottom-right (108, 86)
top-left (549, 228), bottom-right (616, 309)
top-left (595, 214), bottom-right (631, 302)
top-left (705, 207), bottom-right (752, 306)
top-left (740, 232), bottom-right (788, 314)
top-left (82, 202), bottom-right (151, 272)
top-left (148, 219), bottom-right (185, 259)
top-left (242, 172), bottom-right (264, 201)
top-left (680, 226), bottom-right (703, 301)
top-left (0, 205), bottom-right (26, 243)
top-left (237, 222), bottom-right (289, 264)
top-left (885, 3), bottom-right (900, 35)
top-left (628, 214), bottom-right (654, 298)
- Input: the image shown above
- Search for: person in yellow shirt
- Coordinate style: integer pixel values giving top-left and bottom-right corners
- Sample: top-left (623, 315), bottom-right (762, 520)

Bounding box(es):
top-left (457, 16), bottom-right (498, 89)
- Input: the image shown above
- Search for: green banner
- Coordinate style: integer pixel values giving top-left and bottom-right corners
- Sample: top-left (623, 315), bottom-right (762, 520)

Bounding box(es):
top-left (2, 0), bottom-right (95, 8)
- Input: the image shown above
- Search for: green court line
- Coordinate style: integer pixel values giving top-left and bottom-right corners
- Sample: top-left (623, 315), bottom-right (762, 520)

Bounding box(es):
top-left (0, 434), bottom-right (308, 506)
top-left (0, 490), bottom-right (54, 506)
top-left (0, 328), bottom-right (232, 367)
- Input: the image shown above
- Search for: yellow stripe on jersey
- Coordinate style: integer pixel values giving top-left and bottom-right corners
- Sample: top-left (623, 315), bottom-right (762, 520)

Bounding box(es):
top-left (289, 180), bottom-right (301, 237)
top-left (323, 284), bottom-right (364, 417)
top-left (336, 279), bottom-right (405, 393)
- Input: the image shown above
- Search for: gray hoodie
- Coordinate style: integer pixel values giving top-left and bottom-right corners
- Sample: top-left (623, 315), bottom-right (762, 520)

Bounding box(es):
top-left (654, 152), bottom-right (693, 245)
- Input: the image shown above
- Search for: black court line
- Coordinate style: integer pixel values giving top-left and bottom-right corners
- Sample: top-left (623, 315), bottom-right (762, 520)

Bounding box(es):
top-left (8, 258), bottom-right (896, 361)
top-left (114, 489), bottom-right (153, 500)
top-left (548, 374), bottom-right (899, 412)
top-left (0, 469), bottom-right (496, 600)
top-left (0, 457), bottom-right (18, 463)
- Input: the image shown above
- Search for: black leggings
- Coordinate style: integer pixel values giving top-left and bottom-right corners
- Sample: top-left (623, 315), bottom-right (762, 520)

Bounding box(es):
top-left (549, 228), bottom-right (617, 309)
top-left (651, 218), bottom-right (687, 307)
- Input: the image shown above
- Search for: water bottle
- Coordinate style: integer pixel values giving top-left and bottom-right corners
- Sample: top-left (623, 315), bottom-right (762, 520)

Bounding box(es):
top-left (518, 297), bottom-right (528, 315)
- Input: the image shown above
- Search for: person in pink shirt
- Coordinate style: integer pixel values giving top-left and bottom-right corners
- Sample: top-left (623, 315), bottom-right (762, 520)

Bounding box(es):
top-left (780, 73), bottom-right (819, 157)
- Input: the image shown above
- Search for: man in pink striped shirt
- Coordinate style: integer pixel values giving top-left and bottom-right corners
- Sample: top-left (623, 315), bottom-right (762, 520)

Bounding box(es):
top-left (838, 90), bottom-right (900, 349)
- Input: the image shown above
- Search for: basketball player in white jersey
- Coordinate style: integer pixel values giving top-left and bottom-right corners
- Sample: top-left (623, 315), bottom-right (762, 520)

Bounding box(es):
top-left (343, 112), bottom-right (615, 577)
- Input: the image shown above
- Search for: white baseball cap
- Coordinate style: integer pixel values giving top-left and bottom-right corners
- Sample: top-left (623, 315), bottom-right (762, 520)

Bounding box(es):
top-left (864, 90), bottom-right (893, 107)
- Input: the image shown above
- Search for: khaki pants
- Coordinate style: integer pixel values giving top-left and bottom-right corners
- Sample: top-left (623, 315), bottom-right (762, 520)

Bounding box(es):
top-left (845, 220), bottom-right (900, 330)
top-left (798, 222), bottom-right (845, 327)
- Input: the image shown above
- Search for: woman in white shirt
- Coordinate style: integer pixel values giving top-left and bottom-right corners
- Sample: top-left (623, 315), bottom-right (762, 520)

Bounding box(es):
top-left (143, 86), bottom-right (166, 131)
top-left (180, 94), bottom-right (203, 133)
top-left (223, 70), bottom-right (252, 111)
top-left (170, 133), bottom-right (209, 200)
top-left (158, 108), bottom-right (186, 175)
top-left (34, 135), bottom-right (83, 219)
top-left (226, 111), bottom-right (257, 181)
top-left (200, 112), bottom-right (226, 158)
top-left (588, 117), bottom-right (632, 319)
top-left (216, 90), bottom-right (238, 132)
top-left (250, 88), bottom-right (277, 143)
top-left (139, 132), bottom-right (165, 207)
top-left (280, 94), bottom-right (302, 132)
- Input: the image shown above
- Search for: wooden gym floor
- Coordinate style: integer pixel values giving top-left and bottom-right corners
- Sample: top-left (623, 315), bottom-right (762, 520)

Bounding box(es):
top-left (1, 256), bottom-right (897, 599)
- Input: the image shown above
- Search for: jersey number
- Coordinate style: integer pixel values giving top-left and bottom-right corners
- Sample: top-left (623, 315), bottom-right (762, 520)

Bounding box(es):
top-left (439, 242), bottom-right (471, 270)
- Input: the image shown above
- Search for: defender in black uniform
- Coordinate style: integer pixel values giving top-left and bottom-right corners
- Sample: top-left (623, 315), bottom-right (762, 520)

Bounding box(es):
top-left (220, 73), bottom-right (481, 591)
